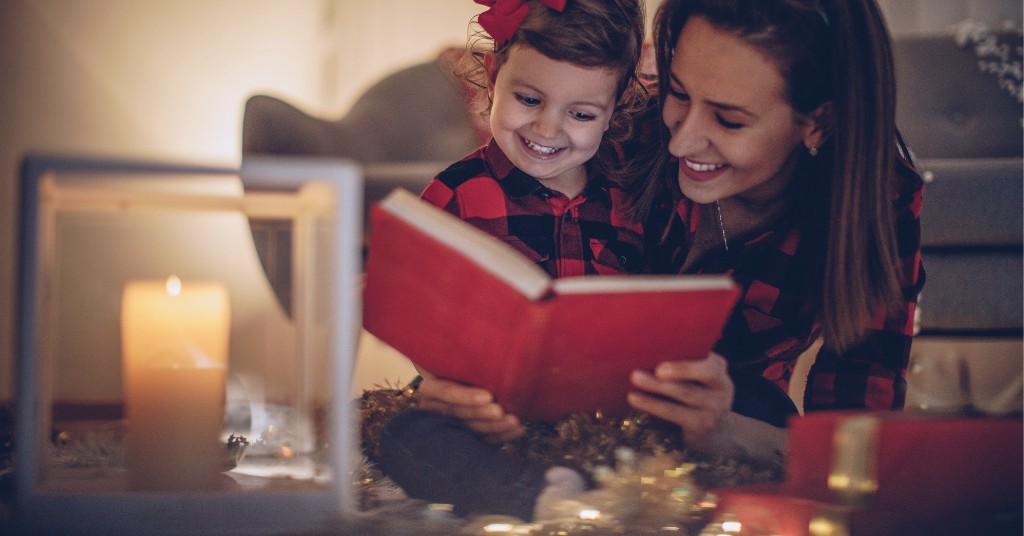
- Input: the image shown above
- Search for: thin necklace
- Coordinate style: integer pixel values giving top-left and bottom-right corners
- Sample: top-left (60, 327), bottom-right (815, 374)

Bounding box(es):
top-left (714, 200), bottom-right (729, 252)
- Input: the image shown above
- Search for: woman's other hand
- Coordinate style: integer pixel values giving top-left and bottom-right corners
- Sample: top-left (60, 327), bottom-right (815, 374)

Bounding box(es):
top-left (627, 352), bottom-right (734, 448)
top-left (415, 371), bottom-right (525, 443)
top-left (628, 353), bottom-right (786, 467)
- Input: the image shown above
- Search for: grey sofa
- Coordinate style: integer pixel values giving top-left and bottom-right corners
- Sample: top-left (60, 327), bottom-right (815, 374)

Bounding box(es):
top-left (896, 32), bottom-right (1023, 335)
top-left (241, 54), bottom-right (485, 214)
top-left (894, 32), bottom-right (1023, 411)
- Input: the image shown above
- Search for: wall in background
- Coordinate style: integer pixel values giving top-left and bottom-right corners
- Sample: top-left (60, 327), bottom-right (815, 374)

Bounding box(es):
top-left (0, 0), bottom-right (479, 400)
top-left (0, 0), bottom-right (1020, 400)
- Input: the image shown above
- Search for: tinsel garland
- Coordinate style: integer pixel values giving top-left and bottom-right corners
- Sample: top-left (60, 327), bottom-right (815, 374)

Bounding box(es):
top-left (356, 386), bottom-right (783, 535)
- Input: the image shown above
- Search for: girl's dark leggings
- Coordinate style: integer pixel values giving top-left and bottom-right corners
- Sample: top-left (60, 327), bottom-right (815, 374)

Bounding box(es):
top-left (377, 408), bottom-right (547, 521)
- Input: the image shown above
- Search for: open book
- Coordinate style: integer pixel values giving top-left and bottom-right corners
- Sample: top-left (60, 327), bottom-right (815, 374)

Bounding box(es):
top-left (362, 188), bottom-right (741, 421)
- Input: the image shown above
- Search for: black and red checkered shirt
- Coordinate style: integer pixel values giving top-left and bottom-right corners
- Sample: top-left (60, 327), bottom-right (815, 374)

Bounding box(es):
top-left (649, 155), bottom-right (926, 412)
top-left (420, 139), bottom-right (647, 278)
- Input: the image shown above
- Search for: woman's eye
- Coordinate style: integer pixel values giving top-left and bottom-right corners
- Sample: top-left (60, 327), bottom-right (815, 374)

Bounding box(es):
top-left (572, 111), bottom-right (597, 121)
top-left (717, 116), bottom-right (744, 129)
top-left (668, 86), bottom-right (689, 101)
top-left (515, 94), bottom-right (541, 106)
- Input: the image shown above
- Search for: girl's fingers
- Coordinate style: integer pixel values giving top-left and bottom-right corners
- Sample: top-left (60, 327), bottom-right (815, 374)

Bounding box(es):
top-left (417, 376), bottom-right (493, 406)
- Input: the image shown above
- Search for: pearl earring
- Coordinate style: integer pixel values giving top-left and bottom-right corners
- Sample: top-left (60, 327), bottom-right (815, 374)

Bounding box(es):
top-left (808, 144), bottom-right (819, 157)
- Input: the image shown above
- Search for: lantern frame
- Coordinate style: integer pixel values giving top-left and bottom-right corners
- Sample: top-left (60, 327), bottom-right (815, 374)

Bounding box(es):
top-left (14, 153), bottom-right (363, 535)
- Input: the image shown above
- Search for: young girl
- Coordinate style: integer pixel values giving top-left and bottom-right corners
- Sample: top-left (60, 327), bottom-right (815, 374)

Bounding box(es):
top-left (377, 0), bottom-right (647, 521)
top-left (418, 0), bottom-right (648, 277)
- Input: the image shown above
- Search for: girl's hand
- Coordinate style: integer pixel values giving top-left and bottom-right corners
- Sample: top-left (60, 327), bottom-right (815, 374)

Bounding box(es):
top-left (627, 352), bottom-right (735, 451)
top-left (415, 370), bottom-right (525, 443)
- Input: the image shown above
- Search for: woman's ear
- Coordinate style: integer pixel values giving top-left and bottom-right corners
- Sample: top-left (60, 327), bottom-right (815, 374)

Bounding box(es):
top-left (803, 101), bottom-right (834, 151)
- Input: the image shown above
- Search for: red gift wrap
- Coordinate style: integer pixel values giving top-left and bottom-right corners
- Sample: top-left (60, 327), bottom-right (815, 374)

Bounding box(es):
top-left (712, 410), bottom-right (1023, 535)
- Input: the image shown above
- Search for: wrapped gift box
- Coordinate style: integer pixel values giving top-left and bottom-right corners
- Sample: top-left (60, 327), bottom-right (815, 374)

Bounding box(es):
top-left (712, 410), bottom-right (1022, 535)
top-left (712, 482), bottom-right (1020, 536)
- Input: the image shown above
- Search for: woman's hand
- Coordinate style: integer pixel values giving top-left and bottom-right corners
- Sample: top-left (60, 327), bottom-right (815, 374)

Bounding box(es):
top-left (627, 352), bottom-right (735, 450)
top-left (627, 353), bottom-right (786, 467)
top-left (415, 370), bottom-right (525, 443)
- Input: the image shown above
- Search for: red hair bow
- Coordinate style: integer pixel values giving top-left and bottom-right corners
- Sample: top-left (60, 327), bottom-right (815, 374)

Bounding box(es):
top-left (474, 0), bottom-right (567, 46)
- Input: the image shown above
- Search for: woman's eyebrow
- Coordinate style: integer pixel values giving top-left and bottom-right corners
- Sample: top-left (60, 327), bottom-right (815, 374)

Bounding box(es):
top-left (670, 72), bottom-right (756, 118)
top-left (708, 100), bottom-right (756, 118)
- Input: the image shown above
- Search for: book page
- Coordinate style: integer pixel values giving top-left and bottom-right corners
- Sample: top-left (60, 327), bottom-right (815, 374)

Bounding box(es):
top-left (379, 189), bottom-right (552, 300)
top-left (552, 273), bottom-right (736, 294)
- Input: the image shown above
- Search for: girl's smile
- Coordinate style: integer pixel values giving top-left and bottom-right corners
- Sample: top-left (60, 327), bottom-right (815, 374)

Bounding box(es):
top-left (519, 134), bottom-right (565, 157)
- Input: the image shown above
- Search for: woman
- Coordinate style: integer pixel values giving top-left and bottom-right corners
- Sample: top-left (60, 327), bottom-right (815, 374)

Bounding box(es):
top-left (414, 0), bottom-right (924, 475)
top-left (626, 0), bottom-right (925, 461)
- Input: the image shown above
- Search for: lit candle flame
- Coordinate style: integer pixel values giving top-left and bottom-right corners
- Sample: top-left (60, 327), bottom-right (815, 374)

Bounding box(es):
top-left (165, 275), bottom-right (182, 297)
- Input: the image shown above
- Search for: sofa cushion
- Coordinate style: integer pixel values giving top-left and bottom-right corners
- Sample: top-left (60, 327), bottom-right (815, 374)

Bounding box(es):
top-left (894, 34), bottom-right (1023, 159)
top-left (917, 157), bottom-right (1023, 247)
top-left (919, 250), bottom-right (1023, 332)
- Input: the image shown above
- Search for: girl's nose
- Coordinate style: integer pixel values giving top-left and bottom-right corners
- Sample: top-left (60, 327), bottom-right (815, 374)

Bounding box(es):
top-left (532, 108), bottom-right (562, 139)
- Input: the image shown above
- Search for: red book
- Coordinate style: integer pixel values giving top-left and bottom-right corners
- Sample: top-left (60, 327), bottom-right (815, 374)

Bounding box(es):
top-left (362, 188), bottom-right (741, 421)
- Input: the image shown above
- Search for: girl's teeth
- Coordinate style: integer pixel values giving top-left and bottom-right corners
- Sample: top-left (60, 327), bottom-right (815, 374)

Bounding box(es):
top-left (525, 138), bottom-right (558, 154)
top-left (685, 159), bottom-right (725, 172)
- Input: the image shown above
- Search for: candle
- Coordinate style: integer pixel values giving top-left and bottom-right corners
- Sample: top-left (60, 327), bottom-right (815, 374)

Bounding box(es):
top-left (121, 275), bottom-right (230, 491)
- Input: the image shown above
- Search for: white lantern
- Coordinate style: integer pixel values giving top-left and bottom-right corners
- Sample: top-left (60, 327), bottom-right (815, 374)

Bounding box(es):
top-left (14, 154), bottom-right (362, 534)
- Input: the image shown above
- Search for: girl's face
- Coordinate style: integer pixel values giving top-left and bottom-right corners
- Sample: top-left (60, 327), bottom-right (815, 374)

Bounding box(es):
top-left (661, 15), bottom-right (825, 205)
top-left (487, 45), bottom-right (619, 194)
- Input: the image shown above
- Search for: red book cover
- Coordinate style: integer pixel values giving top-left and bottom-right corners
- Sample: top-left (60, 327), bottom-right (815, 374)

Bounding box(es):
top-left (362, 188), bottom-right (741, 421)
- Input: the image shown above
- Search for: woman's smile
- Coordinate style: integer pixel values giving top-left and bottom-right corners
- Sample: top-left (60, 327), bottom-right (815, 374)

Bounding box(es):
top-left (680, 157), bottom-right (727, 182)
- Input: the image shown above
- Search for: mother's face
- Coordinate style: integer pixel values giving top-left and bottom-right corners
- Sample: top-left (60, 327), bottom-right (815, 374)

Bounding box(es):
top-left (661, 15), bottom-right (825, 205)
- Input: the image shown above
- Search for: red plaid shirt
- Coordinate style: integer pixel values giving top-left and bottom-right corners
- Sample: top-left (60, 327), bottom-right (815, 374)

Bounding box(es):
top-left (420, 139), bottom-right (647, 277)
top-left (649, 155), bottom-right (926, 412)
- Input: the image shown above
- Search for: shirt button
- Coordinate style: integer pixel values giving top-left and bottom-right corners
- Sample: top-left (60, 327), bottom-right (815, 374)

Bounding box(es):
top-left (538, 190), bottom-right (552, 199)
top-left (617, 255), bottom-right (629, 267)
